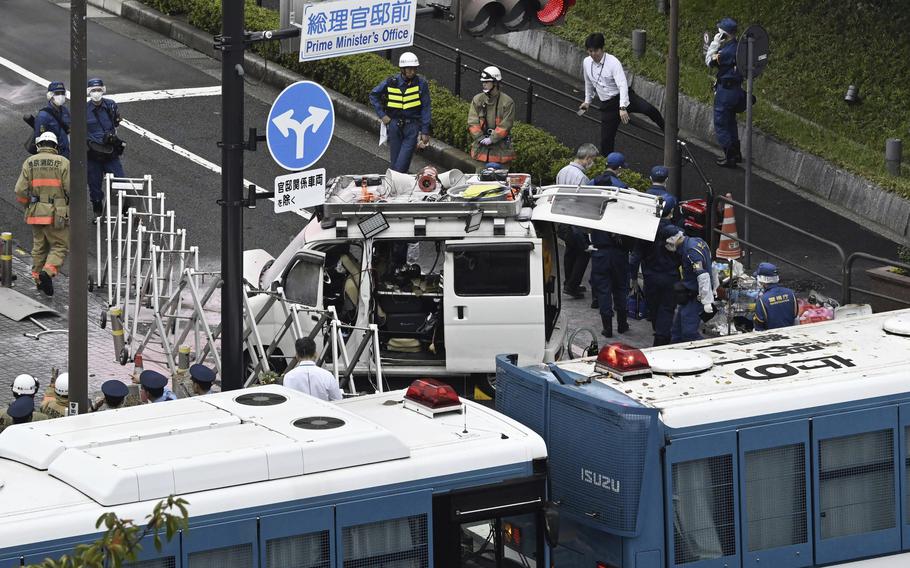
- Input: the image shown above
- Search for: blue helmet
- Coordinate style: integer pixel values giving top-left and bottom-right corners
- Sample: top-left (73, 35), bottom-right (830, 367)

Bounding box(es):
top-left (606, 152), bottom-right (625, 168)
top-left (661, 195), bottom-right (678, 218)
top-left (47, 81), bottom-right (66, 93)
top-left (718, 17), bottom-right (737, 35)
top-left (650, 165), bottom-right (669, 182)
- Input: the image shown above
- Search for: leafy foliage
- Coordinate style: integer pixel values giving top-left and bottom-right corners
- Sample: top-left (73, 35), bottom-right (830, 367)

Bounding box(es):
top-left (26, 497), bottom-right (189, 568)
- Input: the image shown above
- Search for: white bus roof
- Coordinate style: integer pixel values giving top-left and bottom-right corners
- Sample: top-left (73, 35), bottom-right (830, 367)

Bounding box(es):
top-left (556, 309), bottom-right (910, 429)
top-left (0, 386), bottom-right (545, 548)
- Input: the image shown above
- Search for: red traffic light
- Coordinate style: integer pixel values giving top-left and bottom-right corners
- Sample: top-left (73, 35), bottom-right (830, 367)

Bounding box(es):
top-left (460, 0), bottom-right (575, 35)
top-left (536, 0), bottom-right (575, 25)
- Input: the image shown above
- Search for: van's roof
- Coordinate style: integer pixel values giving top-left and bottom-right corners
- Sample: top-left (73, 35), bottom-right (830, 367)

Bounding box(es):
top-left (555, 310), bottom-right (910, 429)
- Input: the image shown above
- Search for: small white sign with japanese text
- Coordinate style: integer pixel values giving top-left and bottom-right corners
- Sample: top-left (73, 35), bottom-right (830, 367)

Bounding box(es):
top-left (274, 168), bottom-right (326, 213)
top-left (299, 0), bottom-right (416, 62)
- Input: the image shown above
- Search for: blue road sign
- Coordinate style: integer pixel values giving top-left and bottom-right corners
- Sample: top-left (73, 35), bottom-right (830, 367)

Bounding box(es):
top-left (266, 80), bottom-right (335, 171)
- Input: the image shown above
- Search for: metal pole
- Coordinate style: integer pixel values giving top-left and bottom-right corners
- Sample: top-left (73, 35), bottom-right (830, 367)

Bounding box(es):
top-left (454, 49), bottom-right (462, 97)
top-left (744, 35), bottom-right (755, 268)
top-left (69, 0), bottom-right (89, 415)
top-left (663, 0), bottom-right (681, 199)
top-left (1, 233), bottom-right (12, 287)
top-left (526, 79), bottom-right (534, 124)
top-left (221, 0), bottom-right (245, 392)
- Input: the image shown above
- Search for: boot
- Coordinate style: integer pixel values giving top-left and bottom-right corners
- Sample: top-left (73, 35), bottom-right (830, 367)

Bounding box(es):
top-left (715, 145), bottom-right (738, 168)
top-left (591, 297), bottom-right (599, 309)
top-left (601, 314), bottom-right (613, 338)
top-left (37, 270), bottom-right (54, 297)
top-left (653, 334), bottom-right (671, 346)
top-left (731, 140), bottom-right (743, 163)
top-left (617, 313), bottom-right (630, 334)
top-left (92, 200), bottom-right (104, 218)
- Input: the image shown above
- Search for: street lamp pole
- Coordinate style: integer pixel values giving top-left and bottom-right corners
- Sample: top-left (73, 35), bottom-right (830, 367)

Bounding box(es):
top-left (663, 0), bottom-right (680, 199)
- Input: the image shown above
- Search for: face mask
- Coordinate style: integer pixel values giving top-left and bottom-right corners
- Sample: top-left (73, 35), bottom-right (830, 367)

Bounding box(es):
top-left (482, 88), bottom-right (491, 94)
top-left (90, 91), bottom-right (103, 103)
top-left (665, 234), bottom-right (683, 252)
top-left (52, 94), bottom-right (66, 106)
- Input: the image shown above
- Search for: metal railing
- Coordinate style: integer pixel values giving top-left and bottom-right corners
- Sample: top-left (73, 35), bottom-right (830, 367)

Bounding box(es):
top-left (843, 252), bottom-right (910, 306)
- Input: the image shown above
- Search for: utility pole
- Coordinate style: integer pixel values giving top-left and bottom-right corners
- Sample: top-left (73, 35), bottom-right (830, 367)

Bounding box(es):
top-left (69, 0), bottom-right (89, 414)
top-left (663, 0), bottom-right (680, 199)
top-left (219, 0), bottom-right (246, 391)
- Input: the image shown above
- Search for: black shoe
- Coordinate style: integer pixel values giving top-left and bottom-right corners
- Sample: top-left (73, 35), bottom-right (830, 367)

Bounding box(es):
top-left (577, 285), bottom-right (587, 292)
top-left (38, 270), bottom-right (54, 296)
top-left (617, 317), bottom-right (630, 334)
top-left (715, 155), bottom-right (738, 168)
top-left (591, 298), bottom-right (599, 309)
top-left (601, 315), bottom-right (613, 338)
top-left (653, 335), bottom-right (671, 346)
top-left (732, 141), bottom-right (743, 163)
top-left (562, 287), bottom-right (585, 299)
top-left (92, 201), bottom-right (104, 218)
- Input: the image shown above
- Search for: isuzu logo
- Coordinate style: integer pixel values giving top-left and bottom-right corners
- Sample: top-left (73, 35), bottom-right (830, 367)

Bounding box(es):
top-left (581, 468), bottom-right (620, 493)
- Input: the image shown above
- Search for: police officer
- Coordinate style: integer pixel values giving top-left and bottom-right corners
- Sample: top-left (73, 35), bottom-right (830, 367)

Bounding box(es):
top-left (187, 364), bottom-right (216, 396)
top-left (645, 165), bottom-right (681, 224)
top-left (0, 397), bottom-right (49, 433)
top-left (34, 81), bottom-right (71, 159)
top-left (753, 262), bottom-right (799, 331)
top-left (14, 131), bottom-right (70, 296)
top-left (91, 379), bottom-right (133, 411)
top-left (369, 52), bottom-right (432, 173)
top-left (40, 371), bottom-right (70, 419)
top-left (591, 152), bottom-right (628, 188)
top-left (705, 17), bottom-right (746, 168)
top-left (630, 197), bottom-right (681, 346)
top-left (86, 77), bottom-right (125, 218)
top-left (139, 370), bottom-right (177, 403)
top-left (468, 66), bottom-right (515, 169)
top-left (662, 225), bottom-right (718, 343)
top-left (590, 229), bottom-right (631, 338)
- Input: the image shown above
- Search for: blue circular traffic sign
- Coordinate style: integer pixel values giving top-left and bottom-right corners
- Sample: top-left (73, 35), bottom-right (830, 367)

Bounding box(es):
top-left (266, 80), bottom-right (335, 171)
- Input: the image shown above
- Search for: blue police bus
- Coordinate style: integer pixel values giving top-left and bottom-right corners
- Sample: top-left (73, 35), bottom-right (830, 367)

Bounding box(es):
top-left (0, 382), bottom-right (549, 567)
top-left (496, 308), bottom-right (910, 568)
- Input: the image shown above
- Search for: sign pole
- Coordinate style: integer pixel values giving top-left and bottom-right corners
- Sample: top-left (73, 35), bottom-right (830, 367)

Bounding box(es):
top-left (663, 0), bottom-right (680, 200)
top-left (743, 35), bottom-right (755, 269)
top-left (220, 0), bottom-right (245, 391)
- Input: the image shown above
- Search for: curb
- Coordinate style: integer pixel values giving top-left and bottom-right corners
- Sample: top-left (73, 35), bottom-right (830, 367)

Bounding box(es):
top-left (98, 0), bottom-right (476, 173)
top-left (494, 30), bottom-right (910, 242)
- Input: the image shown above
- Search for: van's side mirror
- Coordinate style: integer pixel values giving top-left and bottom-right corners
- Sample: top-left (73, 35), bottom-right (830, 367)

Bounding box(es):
top-left (544, 501), bottom-right (560, 549)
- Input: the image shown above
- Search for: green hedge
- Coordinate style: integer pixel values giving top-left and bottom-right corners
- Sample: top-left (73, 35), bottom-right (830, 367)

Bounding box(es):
top-left (142, 0), bottom-right (649, 188)
top-left (551, 0), bottom-right (910, 198)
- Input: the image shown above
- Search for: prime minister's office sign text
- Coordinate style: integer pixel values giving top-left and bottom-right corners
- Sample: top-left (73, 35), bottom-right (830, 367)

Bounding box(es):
top-left (299, 0), bottom-right (416, 62)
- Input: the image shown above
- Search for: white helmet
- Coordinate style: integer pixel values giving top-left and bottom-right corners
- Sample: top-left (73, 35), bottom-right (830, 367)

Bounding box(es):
top-left (480, 66), bottom-right (502, 83)
top-left (36, 131), bottom-right (58, 147)
top-left (55, 372), bottom-right (69, 397)
top-left (12, 374), bottom-right (38, 396)
top-left (398, 52), bottom-right (419, 68)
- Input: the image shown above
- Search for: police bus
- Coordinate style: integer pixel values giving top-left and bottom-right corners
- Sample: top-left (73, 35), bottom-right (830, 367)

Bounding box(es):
top-left (0, 382), bottom-right (549, 567)
top-left (495, 308), bottom-right (910, 568)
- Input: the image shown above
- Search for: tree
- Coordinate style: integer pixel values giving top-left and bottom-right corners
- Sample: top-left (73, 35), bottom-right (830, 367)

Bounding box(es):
top-left (27, 496), bottom-right (189, 568)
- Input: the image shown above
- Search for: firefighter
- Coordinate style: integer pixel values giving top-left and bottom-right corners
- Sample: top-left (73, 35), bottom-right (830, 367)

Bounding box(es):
top-left (369, 52), bottom-right (432, 173)
top-left (14, 131), bottom-right (70, 296)
top-left (40, 371), bottom-right (70, 419)
top-left (753, 262), bottom-right (799, 331)
top-left (467, 66), bottom-right (515, 169)
top-left (10, 374), bottom-right (39, 399)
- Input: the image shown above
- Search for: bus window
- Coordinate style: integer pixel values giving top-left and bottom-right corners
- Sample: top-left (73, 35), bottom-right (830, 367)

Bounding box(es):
top-left (342, 515), bottom-right (429, 568)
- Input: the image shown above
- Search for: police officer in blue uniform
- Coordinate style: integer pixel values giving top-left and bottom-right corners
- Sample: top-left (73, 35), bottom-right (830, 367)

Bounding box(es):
top-left (92, 379), bottom-right (131, 411)
top-left (705, 17), bottom-right (745, 168)
top-left (591, 152), bottom-right (628, 187)
top-left (86, 77), bottom-right (125, 218)
top-left (35, 81), bottom-right (71, 159)
top-left (189, 364), bottom-right (217, 396)
top-left (369, 52), bottom-right (432, 173)
top-left (661, 225), bottom-right (717, 343)
top-left (590, 229), bottom-right (630, 338)
top-left (753, 262), bottom-right (798, 331)
top-left (139, 370), bottom-right (176, 403)
top-left (645, 165), bottom-right (681, 224)
top-left (630, 198), bottom-right (680, 346)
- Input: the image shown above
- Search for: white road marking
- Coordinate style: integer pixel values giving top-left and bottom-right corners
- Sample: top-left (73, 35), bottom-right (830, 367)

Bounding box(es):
top-left (108, 86), bottom-right (221, 103)
top-left (0, 56), bottom-right (308, 219)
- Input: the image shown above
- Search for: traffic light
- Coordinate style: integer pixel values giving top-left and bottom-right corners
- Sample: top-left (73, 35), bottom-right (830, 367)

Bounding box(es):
top-left (461, 0), bottom-right (576, 36)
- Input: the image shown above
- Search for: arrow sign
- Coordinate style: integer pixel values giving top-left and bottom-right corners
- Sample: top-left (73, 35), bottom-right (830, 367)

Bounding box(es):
top-left (266, 81), bottom-right (335, 170)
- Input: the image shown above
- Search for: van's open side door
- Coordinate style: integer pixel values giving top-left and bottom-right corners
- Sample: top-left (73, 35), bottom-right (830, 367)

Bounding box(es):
top-left (531, 185), bottom-right (663, 241)
top-left (443, 239), bottom-right (545, 374)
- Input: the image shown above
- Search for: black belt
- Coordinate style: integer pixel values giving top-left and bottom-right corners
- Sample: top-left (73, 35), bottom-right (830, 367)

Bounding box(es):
top-left (719, 79), bottom-right (741, 88)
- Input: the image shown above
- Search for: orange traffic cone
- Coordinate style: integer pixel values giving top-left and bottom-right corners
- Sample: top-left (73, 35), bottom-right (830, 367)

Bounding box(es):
top-left (715, 193), bottom-right (742, 260)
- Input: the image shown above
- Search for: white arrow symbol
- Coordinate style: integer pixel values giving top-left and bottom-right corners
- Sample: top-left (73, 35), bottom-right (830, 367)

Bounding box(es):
top-left (272, 105), bottom-right (330, 160)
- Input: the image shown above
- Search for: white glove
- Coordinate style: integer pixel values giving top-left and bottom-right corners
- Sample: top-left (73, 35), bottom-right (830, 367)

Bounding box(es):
top-left (479, 137), bottom-right (492, 146)
top-left (702, 302), bottom-right (714, 314)
top-left (704, 33), bottom-right (723, 66)
top-left (696, 272), bottom-right (715, 306)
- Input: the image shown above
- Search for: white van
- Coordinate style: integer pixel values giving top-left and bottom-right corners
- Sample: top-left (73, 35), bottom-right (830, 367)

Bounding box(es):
top-left (243, 169), bottom-right (663, 397)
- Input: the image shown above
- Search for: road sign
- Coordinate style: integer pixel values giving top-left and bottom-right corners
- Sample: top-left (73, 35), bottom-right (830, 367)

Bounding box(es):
top-left (267, 81), bottom-right (335, 171)
top-left (274, 168), bottom-right (327, 213)
top-left (299, 0), bottom-right (417, 62)
top-left (737, 24), bottom-right (769, 79)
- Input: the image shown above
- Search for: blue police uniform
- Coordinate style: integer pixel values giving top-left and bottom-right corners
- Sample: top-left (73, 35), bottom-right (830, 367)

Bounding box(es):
top-left (630, 219), bottom-right (680, 345)
top-left (87, 97), bottom-right (125, 205)
top-left (754, 285), bottom-right (798, 331)
top-left (590, 230), bottom-right (630, 336)
top-left (139, 370), bottom-right (176, 403)
top-left (708, 19), bottom-right (746, 166)
top-left (672, 235), bottom-right (714, 343)
top-left (369, 74), bottom-right (432, 173)
top-left (592, 171), bottom-right (627, 188)
top-left (647, 186), bottom-right (682, 224)
top-left (35, 105), bottom-right (71, 159)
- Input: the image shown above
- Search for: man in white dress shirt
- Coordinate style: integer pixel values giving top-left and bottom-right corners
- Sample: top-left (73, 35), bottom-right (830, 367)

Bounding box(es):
top-left (283, 337), bottom-right (343, 401)
top-left (578, 33), bottom-right (630, 156)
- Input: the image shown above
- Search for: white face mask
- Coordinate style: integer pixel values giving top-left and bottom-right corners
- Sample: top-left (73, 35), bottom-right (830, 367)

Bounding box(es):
top-left (665, 234), bottom-right (684, 252)
top-left (89, 91), bottom-right (103, 103)
top-left (52, 94), bottom-right (66, 106)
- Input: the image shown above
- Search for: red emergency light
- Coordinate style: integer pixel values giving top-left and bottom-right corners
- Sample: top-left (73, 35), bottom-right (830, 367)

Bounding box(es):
top-left (404, 378), bottom-right (462, 416)
top-left (595, 343), bottom-right (651, 381)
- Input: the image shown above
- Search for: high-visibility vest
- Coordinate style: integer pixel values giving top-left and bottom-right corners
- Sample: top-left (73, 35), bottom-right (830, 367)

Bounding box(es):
top-left (386, 83), bottom-right (422, 111)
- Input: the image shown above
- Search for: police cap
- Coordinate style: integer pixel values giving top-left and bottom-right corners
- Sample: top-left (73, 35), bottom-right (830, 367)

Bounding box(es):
top-left (659, 223), bottom-right (684, 240)
top-left (718, 17), bottom-right (737, 35)
top-left (7, 396), bottom-right (35, 419)
top-left (139, 370), bottom-right (168, 390)
top-left (189, 364), bottom-right (216, 384)
top-left (606, 152), bottom-right (625, 168)
top-left (47, 81), bottom-right (66, 93)
top-left (650, 165), bottom-right (669, 182)
top-left (101, 379), bottom-right (129, 399)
